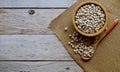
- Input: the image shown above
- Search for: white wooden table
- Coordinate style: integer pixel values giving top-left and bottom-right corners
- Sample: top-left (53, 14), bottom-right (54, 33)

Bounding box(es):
top-left (0, 0), bottom-right (83, 72)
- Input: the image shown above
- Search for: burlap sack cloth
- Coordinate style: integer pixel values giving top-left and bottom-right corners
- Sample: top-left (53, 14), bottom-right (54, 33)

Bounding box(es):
top-left (50, 0), bottom-right (120, 72)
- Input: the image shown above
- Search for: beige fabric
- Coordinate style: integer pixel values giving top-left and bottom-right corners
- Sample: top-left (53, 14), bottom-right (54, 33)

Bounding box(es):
top-left (50, 0), bottom-right (120, 72)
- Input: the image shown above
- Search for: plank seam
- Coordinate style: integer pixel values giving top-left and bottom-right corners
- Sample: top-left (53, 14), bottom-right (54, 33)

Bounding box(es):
top-left (0, 7), bottom-right (68, 9)
top-left (0, 60), bottom-right (74, 62)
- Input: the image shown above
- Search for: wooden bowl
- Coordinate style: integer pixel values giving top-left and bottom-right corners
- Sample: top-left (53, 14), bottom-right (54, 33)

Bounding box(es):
top-left (73, 1), bottom-right (107, 37)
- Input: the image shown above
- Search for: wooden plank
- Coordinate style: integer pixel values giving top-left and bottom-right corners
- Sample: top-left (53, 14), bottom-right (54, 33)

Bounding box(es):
top-left (0, 0), bottom-right (76, 8)
top-left (0, 9), bottom-right (65, 35)
top-left (0, 61), bottom-right (83, 72)
top-left (0, 35), bottom-right (73, 60)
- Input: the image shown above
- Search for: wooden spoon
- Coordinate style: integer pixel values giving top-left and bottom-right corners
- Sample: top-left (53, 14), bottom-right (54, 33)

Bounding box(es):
top-left (81, 19), bottom-right (119, 61)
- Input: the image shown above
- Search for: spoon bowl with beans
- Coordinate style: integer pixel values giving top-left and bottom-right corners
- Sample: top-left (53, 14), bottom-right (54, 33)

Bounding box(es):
top-left (81, 19), bottom-right (119, 61)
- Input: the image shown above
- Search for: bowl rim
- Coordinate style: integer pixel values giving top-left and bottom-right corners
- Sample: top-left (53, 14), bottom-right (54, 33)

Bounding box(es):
top-left (73, 1), bottom-right (108, 37)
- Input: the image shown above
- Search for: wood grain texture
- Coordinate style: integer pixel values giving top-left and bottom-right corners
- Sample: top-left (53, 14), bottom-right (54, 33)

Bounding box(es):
top-left (0, 9), bottom-right (65, 35)
top-left (0, 35), bottom-right (73, 60)
top-left (0, 61), bottom-right (83, 72)
top-left (0, 0), bottom-right (84, 72)
top-left (0, 0), bottom-right (76, 8)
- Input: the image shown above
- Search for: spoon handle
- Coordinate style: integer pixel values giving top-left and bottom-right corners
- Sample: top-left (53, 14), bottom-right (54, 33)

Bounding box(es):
top-left (105, 19), bottom-right (119, 35)
top-left (97, 19), bottom-right (119, 44)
